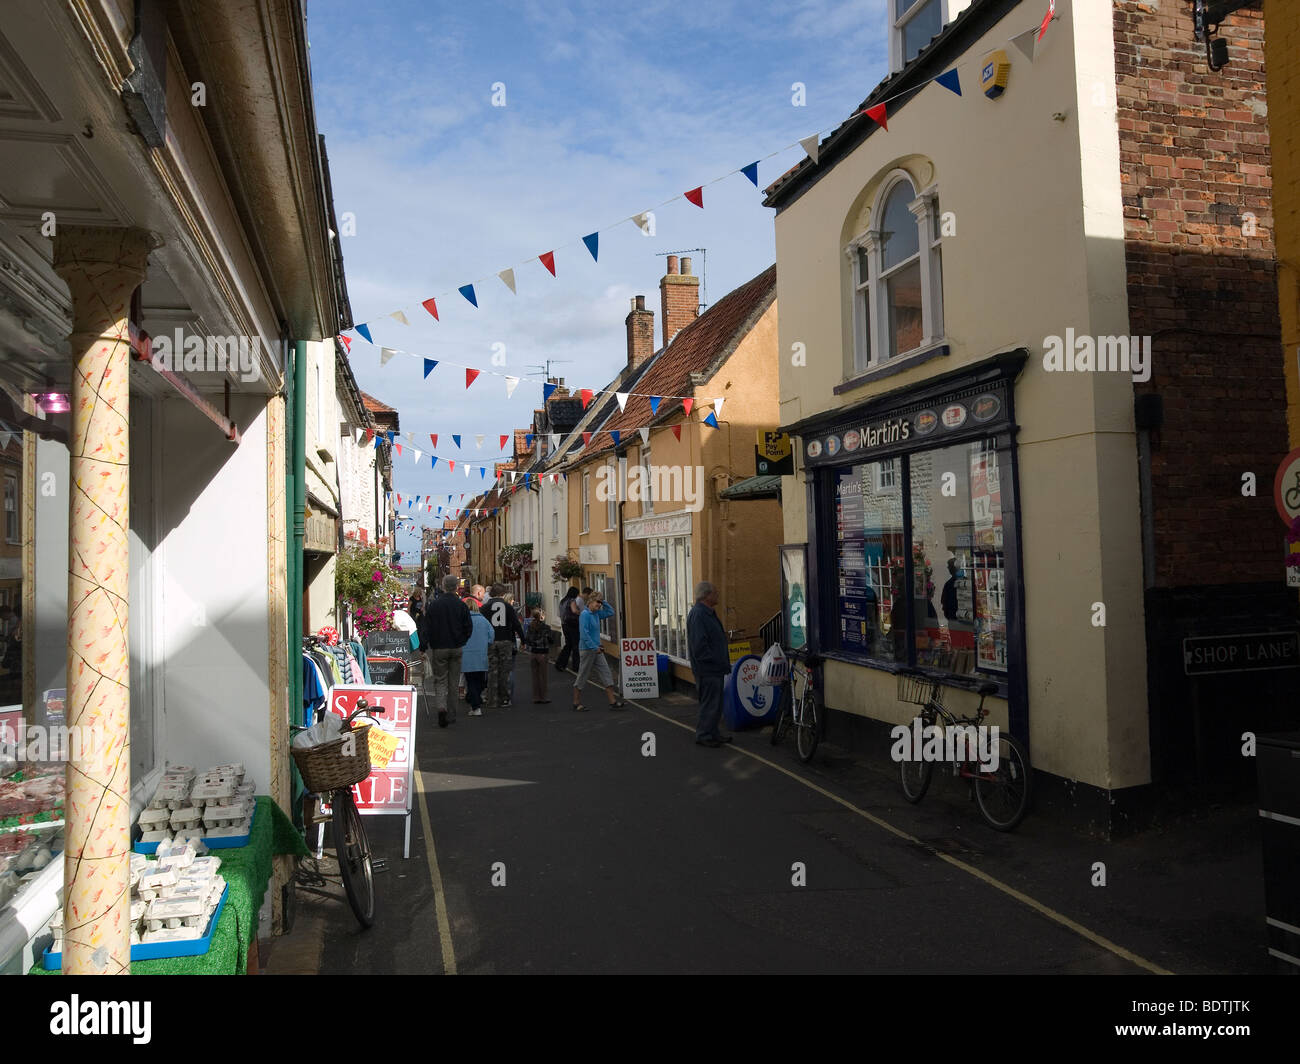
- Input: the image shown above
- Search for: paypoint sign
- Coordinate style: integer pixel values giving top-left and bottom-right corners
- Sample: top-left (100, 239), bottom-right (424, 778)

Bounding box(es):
top-left (621, 638), bottom-right (659, 698)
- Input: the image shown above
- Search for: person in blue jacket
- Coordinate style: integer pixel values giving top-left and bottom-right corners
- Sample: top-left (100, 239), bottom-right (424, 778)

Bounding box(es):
top-left (459, 609), bottom-right (495, 717)
top-left (572, 590), bottom-right (626, 712)
top-left (687, 580), bottom-right (733, 746)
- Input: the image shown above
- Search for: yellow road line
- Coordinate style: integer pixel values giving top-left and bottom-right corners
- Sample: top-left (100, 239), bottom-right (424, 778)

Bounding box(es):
top-left (414, 767), bottom-right (457, 975)
top-left (627, 694), bottom-right (1173, 976)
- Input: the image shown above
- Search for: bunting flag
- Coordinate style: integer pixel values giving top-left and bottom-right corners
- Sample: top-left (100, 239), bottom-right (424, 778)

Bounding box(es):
top-left (539, 251), bottom-right (557, 276)
top-left (339, 334), bottom-right (352, 352)
top-left (611, 430), bottom-right (621, 447)
top-left (452, 435), bottom-right (461, 448)
top-left (671, 424), bottom-right (682, 442)
top-left (800, 134), bottom-right (820, 165)
top-left (475, 434), bottom-right (485, 448)
top-left (525, 473), bottom-right (532, 487)
top-left (1011, 26), bottom-right (1037, 60)
top-left (862, 102), bottom-right (888, 131)
top-left (395, 443), bottom-right (403, 456)
top-left (543, 382), bottom-right (557, 402)
top-left (549, 434), bottom-right (559, 448)
top-left (448, 461), bottom-right (455, 472)
top-left (422, 297), bottom-right (439, 321)
top-left (356, 323), bottom-right (373, 344)
top-left (649, 396), bottom-right (662, 415)
top-left (704, 411), bottom-right (719, 429)
top-left (466, 368), bottom-right (480, 389)
top-left (390, 310), bottom-right (409, 326)
top-left (459, 284), bottom-right (477, 307)
top-left (500, 435), bottom-right (509, 449)
top-left (355, 427), bottom-right (365, 444)
top-left (414, 449), bottom-right (423, 462)
top-left (639, 427), bottom-right (649, 446)
top-left (580, 389), bottom-right (594, 409)
top-left (742, 161), bottom-right (759, 187)
top-left (423, 359), bottom-right (438, 379)
top-left (430, 434), bottom-right (438, 448)
top-left (713, 397), bottom-right (725, 417)
top-left (525, 433), bottom-right (534, 448)
top-left (374, 435), bottom-right (383, 450)
top-left (935, 69), bottom-right (961, 96)
top-left (681, 398), bottom-right (693, 416)
top-left (685, 186), bottom-right (704, 208)
top-left (506, 376), bottom-right (520, 397)
top-left (1037, 0), bottom-right (1055, 42)
top-left (583, 233), bottom-right (599, 261)
top-left (615, 392), bottom-right (629, 412)
top-left (632, 211), bottom-right (653, 234)
top-left (499, 268), bottom-right (517, 294)
top-left (481, 467), bottom-right (487, 479)
top-left (582, 432), bottom-right (592, 447)
top-left (465, 463), bottom-right (471, 477)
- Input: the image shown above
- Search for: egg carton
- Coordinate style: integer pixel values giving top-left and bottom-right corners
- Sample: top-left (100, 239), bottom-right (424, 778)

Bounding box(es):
top-left (137, 807), bottom-right (171, 830)
top-left (138, 867), bottom-right (178, 894)
top-left (155, 837), bottom-right (199, 865)
top-left (139, 829), bottom-right (172, 846)
top-left (202, 822), bottom-right (250, 838)
top-left (145, 894), bottom-right (205, 928)
top-left (190, 779), bottom-right (235, 804)
top-left (202, 799), bottom-right (252, 825)
top-left (207, 763), bottom-right (245, 781)
top-left (169, 831), bottom-right (209, 852)
top-left (141, 923), bottom-right (203, 944)
top-left (168, 806), bottom-right (202, 832)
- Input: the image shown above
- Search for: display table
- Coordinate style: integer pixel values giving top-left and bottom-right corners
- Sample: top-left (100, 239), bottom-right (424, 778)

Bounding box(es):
top-left (31, 796), bottom-right (308, 975)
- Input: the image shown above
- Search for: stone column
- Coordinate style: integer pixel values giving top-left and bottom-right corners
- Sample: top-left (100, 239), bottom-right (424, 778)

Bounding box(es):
top-left (52, 225), bottom-right (156, 975)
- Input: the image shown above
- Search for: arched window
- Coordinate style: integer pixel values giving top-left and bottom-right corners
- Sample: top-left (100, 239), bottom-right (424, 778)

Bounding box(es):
top-left (847, 173), bottom-right (944, 374)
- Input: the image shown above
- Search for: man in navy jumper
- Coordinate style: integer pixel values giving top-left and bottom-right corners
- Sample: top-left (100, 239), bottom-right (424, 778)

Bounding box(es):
top-left (687, 580), bottom-right (733, 747)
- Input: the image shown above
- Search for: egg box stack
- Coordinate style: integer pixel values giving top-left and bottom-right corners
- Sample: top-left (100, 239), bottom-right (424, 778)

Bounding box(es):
top-left (46, 839), bottom-right (226, 949)
top-left (137, 763), bottom-right (256, 845)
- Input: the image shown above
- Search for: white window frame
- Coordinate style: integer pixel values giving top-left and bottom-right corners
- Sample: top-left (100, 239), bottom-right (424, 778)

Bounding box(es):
top-left (876, 457), bottom-right (899, 494)
top-left (847, 174), bottom-right (943, 374)
top-left (641, 448), bottom-right (654, 515)
top-left (606, 460), bottom-right (617, 530)
top-left (646, 534), bottom-right (692, 663)
top-left (891, 0), bottom-right (948, 73)
top-left (3, 473), bottom-right (17, 544)
top-left (581, 473), bottom-right (590, 534)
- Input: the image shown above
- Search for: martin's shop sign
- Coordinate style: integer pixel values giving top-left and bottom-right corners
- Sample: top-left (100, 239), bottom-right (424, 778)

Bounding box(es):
top-left (1183, 631), bottom-right (1300, 676)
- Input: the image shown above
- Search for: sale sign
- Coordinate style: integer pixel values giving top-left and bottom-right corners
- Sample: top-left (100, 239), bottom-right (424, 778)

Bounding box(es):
top-left (620, 637), bottom-right (659, 699)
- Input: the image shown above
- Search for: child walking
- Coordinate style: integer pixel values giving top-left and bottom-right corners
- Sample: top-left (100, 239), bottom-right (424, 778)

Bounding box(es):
top-left (523, 608), bottom-right (556, 703)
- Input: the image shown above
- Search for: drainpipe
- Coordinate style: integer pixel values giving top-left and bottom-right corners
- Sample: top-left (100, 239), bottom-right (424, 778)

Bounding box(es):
top-left (290, 341), bottom-right (306, 726)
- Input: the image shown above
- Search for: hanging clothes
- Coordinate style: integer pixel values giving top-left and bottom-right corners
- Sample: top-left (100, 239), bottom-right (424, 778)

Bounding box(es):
top-left (346, 640), bottom-right (371, 683)
top-left (303, 652), bottom-right (330, 727)
top-left (326, 643), bottom-right (355, 684)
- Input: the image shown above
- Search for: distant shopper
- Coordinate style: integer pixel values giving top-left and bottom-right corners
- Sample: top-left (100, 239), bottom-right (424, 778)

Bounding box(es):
top-left (504, 592), bottom-right (520, 704)
top-left (418, 575), bottom-right (472, 728)
top-left (481, 584), bottom-right (524, 708)
top-left (523, 608), bottom-right (555, 703)
top-left (459, 609), bottom-right (494, 716)
top-left (687, 581), bottom-right (732, 747)
top-left (555, 587), bottom-right (583, 672)
top-left (573, 591), bottom-right (625, 712)
top-left (471, 584), bottom-right (486, 609)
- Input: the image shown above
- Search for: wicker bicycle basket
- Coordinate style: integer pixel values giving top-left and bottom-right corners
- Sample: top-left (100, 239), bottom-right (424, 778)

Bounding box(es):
top-left (291, 724), bottom-right (372, 793)
top-left (896, 671), bottom-right (939, 706)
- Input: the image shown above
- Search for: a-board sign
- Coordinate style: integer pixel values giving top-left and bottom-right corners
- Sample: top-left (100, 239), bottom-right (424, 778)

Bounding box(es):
top-left (621, 638), bottom-right (658, 698)
top-left (328, 684), bottom-right (418, 858)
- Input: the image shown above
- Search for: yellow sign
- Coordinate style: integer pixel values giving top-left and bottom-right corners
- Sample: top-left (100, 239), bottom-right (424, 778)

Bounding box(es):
top-left (755, 431), bottom-right (793, 476)
top-left (365, 726), bottom-right (400, 770)
top-left (729, 639), bottom-right (751, 664)
top-left (982, 50), bottom-right (1011, 99)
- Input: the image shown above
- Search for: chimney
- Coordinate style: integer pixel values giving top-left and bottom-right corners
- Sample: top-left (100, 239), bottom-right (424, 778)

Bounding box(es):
top-left (661, 255), bottom-right (699, 348)
top-left (545, 376), bottom-right (570, 400)
top-left (626, 294), bottom-right (654, 372)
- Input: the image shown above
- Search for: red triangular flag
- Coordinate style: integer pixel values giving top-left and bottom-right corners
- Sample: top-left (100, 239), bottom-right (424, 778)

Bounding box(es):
top-left (466, 368), bottom-right (480, 388)
top-left (672, 424), bottom-right (682, 442)
top-left (580, 388), bottom-right (593, 409)
top-left (448, 461), bottom-right (455, 472)
top-left (1037, 0), bottom-right (1055, 42)
top-left (682, 397), bottom-right (694, 416)
top-left (365, 428), bottom-right (375, 442)
top-left (582, 432), bottom-right (592, 446)
top-left (685, 186), bottom-right (704, 208)
top-left (864, 102), bottom-right (887, 130)
top-left (338, 334), bottom-right (352, 352)
top-left (499, 435), bottom-right (508, 449)
top-left (430, 434), bottom-right (438, 448)
top-left (422, 297), bottom-right (439, 321)
top-left (539, 251), bottom-right (556, 276)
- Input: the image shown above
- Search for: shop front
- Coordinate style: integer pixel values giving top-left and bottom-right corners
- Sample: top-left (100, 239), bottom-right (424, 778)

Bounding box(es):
top-left (784, 350), bottom-right (1029, 742)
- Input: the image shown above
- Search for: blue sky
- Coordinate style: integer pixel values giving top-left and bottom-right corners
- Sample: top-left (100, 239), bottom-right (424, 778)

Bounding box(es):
top-left (305, 0), bottom-right (893, 559)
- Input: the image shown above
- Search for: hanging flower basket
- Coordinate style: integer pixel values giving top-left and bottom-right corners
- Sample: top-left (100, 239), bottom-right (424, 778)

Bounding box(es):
top-left (499, 543), bottom-right (534, 582)
top-left (552, 553), bottom-right (584, 582)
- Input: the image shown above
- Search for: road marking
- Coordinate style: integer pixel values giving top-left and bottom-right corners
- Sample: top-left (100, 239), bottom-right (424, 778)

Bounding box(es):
top-left (414, 766), bottom-right (457, 975)
top-left (622, 690), bottom-right (1173, 976)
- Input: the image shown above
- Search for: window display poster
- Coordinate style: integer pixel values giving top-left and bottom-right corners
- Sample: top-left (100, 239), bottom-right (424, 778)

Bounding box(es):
top-left (836, 472), bottom-right (869, 650)
top-left (970, 450), bottom-right (1003, 550)
top-left (781, 545), bottom-right (807, 650)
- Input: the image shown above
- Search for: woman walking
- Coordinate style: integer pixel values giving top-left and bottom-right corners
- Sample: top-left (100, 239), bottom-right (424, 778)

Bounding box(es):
top-left (524, 608), bottom-right (555, 703)
top-left (572, 591), bottom-right (626, 711)
top-left (555, 586), bottom-right (583, 672)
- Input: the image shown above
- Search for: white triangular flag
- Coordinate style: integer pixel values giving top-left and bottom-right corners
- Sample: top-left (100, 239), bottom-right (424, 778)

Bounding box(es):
top-left (639, 427), bottom-right (650, 446)
top-left (616, 392), bottom-right (629, 412)
top-left (800, 134), bottom-right (820, 165)
top-left (505, 376), bottom-right (520, 398)
top-left (465, 463), bottom-right (471, 477)
top-left (499, 268), bottom-right (517, 294)
top-left (713, 397), bottom-right (725, 418)
top-left (549, 433), bottom-right (559, 449)
top-left (390, 310), bottom-right (409, 326)
top-left (405, 431), bottom-right (414, 443)
top-left (475, 434), bottom-right (485, 448)
top-left (380, 347), bottom-right (398, 366)
top-left (414, 449), bottom-right (423, 462)
top-left (1011, 26), bottom-right (1037, 61)
top-left (355, 427), bottom-right (366, 444)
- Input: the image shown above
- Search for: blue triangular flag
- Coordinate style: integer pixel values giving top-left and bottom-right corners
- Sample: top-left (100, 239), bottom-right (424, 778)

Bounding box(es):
top-left (386, 431), bottom-right (396, 443)
top-left (583, 233), bottom-right (599, 261)
top-left (356, 323), bottom-right (373, 344)
top-left (649, 396), bottom-right (662, 415)
top-left (741, 161), bottom-right (759, 187)
top-left (704, 411), bottom-right (719, 428)
top-left (611, 430), bottom-right (620, 446)
top-left (543, 382), bottom-right (557, 402)
top-left (525, 473), bottom-right (531, 486)
top-left (480, 467), bottom-right (486, 479)
top-left (459, 284), bottom-right (478, 307)
top-left (452, 435), bottom-right (461, 449)
top-left (935, 68), bottom-right (961, 96)
top-left (423, 358), bottom-right (438, 378)
top-left (430, 456), bottom-right (438, 468)
top-left (374, 436), bottom-right (382, 449)
top-left (526, 434), bottom-right (534, 448)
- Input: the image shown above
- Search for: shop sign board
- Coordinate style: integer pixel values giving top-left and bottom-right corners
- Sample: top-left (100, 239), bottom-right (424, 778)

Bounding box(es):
top-left (625, 512), bottom-right (692, 540)
top-left (756, 431), bottom-right (794, 475)
top-left (1182, 632), bottom-right (1300, 676)
top-left (1274, 445), bottom-right (1300, 524)
top-left (726, 654), bottom-right (779, 727)
top-left (620, 637), bottom-right (658, 698)
top-left (728, 639), bottom-right (751, 664)
top-left (327, 684), bottom-right (418, 858)
top-left (579, 544), bottom-right (609, 565)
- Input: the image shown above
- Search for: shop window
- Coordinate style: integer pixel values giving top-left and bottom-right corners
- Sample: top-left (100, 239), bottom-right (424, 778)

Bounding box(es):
top-left (892, 0), bottom-right (946, 71)
top-left (648, 535), bottom-right (692, 660)
top-left (590, 572), bottom-right (612, 639)
top-left (642, 450), bottom-right (654, 514)
top-left (581, 473), bottom-right (590, 533)
top-left (606, 460), bottom-right (617, 529)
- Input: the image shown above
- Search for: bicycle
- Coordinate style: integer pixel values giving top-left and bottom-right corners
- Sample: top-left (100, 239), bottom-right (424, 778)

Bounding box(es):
top-left (895, 668), bottom-right (1031, 831)
top-left (291, 697), bottom-right (384, 928)
top-left (770, 651), bottom-right (821, 763)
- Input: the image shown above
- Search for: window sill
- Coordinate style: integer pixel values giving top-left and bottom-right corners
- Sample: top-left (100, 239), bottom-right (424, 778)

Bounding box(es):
top-left (817, 648), bottom-right (1007, 698)
top-left (835, 343), bottom-right (950, 395)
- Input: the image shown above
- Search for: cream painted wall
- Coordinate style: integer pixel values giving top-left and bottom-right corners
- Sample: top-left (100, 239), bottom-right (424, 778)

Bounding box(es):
top-left (774, 3), bottom-right (1149, 788)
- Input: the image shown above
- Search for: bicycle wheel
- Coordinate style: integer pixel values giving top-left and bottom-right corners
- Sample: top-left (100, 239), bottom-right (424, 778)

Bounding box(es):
top-left (770, 684), bottom-right (792, 745)
top-left (331, 788), bottom-right (376, 927)
top-left (899, 715), bottom-right (933, 803)
top-left (795, 690), bottom-right (821, 762)
top-left (973, 733), bottom-right (1032, 831)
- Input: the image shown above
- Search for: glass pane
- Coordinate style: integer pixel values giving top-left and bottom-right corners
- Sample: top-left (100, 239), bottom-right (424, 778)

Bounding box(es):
top-left (903, 0), bottom-right (942, 63)
top-left (887, 259), bottom-right (924, 357)
top-left (906, 442), bottom-right (1008, 677)
top-left (856, 248), bottom-right (870, 287)
top-left (834, 463), bottom-right (906, 661)
top-left (896, 0), bottom-right (921, 16)
top-left (880, 180), bottom-right (918, 271)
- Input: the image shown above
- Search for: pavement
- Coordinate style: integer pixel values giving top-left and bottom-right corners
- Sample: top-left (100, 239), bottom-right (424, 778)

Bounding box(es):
top-left (262, 652), bottom-right (1272, 975)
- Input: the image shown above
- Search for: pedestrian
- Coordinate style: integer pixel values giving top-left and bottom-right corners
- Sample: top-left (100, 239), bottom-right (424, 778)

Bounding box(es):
top-left (418, 574), bottom-right (472, 728)
top-left (555, 586), bottom-right (586, 672)
top-left (459, 608), bottom-right (494, 716)
top-left (480, 583), bottom-right (524, 708)
top-left (523, 607), bottom-right (556, 703)
top-left (687, 580), bottom-right (732, 747)
top-left (471, 584), bottom-right (486, 609)
top-left (504, 592), bottom-right (520, 705)
top-left (572, 591), bottom-right (625, 711)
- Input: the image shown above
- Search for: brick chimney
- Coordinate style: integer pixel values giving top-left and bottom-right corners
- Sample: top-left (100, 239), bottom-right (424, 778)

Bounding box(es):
top-left (626, 295), bottom-right (655, 372)
top-left (545, 376), bottom-right (570, 401)
top-left (661, 255), bottom-right (699, 348)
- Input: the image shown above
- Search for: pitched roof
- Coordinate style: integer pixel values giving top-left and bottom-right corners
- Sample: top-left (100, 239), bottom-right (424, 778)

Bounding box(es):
top-left (360, 391), bottom-right (395, 414)
top-left (580, 264), bottom-right (776, 460)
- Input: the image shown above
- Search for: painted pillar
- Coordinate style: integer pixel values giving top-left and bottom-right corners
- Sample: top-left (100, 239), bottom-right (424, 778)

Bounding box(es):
top-left (52, 225), bottom-right (156, 975)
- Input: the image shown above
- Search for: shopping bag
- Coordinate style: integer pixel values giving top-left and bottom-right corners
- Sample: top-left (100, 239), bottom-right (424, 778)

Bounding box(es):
top-left (757, 643), bottom-right (789, 686)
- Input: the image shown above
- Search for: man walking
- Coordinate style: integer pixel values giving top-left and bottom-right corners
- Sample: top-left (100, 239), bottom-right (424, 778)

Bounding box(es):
top-left (481, 583), bottom-right (524, 708)
top-left (418, 574), bottom-right (473, 728)
top-left (687, 581), bottom-right (732, 747)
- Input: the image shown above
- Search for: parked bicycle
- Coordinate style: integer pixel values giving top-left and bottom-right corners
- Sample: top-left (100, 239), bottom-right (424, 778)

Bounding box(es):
top-left (895, 668), bottom-right (1031, 831)
top-left (291, 697), bottom-right (384, 927)
top-left (771, 650), bottom-right (822, 763)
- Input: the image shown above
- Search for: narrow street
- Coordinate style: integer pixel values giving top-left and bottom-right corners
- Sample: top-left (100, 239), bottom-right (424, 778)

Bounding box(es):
top-left (266, 657), bottom-right (1264, 976)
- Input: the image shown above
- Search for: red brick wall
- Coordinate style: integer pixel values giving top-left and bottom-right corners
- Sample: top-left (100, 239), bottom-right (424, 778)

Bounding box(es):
top-left (1114, 1), bottom-right (1285, 587)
